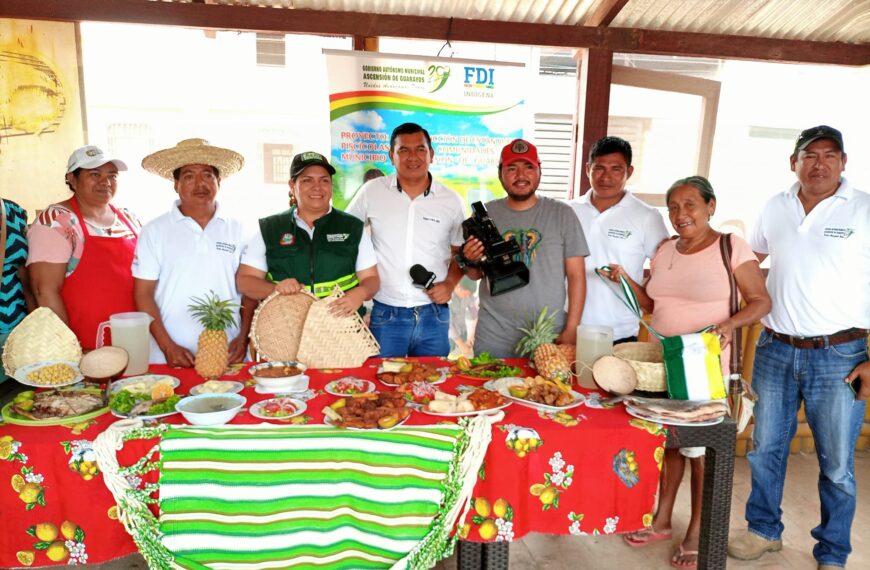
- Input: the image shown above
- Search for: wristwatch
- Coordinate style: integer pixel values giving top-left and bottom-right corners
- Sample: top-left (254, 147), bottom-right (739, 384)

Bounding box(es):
top-left (454, 252), bottom-right (480, 270)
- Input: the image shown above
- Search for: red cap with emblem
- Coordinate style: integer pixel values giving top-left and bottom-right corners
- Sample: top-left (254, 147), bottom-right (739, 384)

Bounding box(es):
top-left (499, 139), bottom-right (540, 168)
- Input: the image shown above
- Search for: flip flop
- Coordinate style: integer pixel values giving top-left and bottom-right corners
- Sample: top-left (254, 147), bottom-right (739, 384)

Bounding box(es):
top-left (670, 544), bottom-right (698, 569)
top-left (623, 527), bottom-right (673, 547)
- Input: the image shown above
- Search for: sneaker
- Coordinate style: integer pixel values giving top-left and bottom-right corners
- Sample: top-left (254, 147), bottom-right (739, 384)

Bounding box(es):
top-left (727, 530), bottom-right (782, 560)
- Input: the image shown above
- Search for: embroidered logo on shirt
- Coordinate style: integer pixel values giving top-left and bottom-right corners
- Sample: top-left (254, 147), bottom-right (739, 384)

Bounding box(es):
top-left (422, 216), bottom-right (441, 224)
top-left (823, 227), bottom-right (854, 239)
top-left (279, 233), bottom-right (295, 246)
top-left (607, 229), bottom-right (632, 239)
top-left (326, 233), bottom-right (350, 242)
top-left (215, 241), bottom-right (236, 253)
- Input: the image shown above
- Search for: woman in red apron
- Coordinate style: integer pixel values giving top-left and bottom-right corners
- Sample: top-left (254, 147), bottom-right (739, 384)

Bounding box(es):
top-left (27, 146), bottom-right (140, 350)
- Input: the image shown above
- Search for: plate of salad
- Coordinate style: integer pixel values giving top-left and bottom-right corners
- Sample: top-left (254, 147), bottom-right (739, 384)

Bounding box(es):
top-left (450, 353), bottom-right (524, 380)
top-left (324, 377), bottom-right (376, 397)
top-left (109, 390), bottom-right (182, 420)
top-left (250, 397), bottom-right (307, 421)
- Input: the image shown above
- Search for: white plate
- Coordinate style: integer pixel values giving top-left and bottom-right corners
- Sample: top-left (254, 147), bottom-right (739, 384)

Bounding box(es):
top-left (14, 360), bottom-right (84, 388)
top-left (325, 378), bottom-right (376, 397)
top-left (377, 368), bottom-right (448, 387)
top-left (109, 374), bottom-right (181, 394)
top-left (249, 398), bottom-right (307, 421)
top-left (484, 378), bottom-right (585, 412)
top-left (420, 400), bottom-right (512, 417)
top-left (324, 414), bottom-right (410, 431)
top-left (190, 381), bottom-right (245, 396)
top-left (625, 404), bottom-right (725, 427)
top-left (254, 380), bottom-right (311, 395)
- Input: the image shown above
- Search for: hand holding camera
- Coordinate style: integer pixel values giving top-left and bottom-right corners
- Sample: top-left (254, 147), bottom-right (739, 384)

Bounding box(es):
top-left (459, 201), bottom-right (529, 296)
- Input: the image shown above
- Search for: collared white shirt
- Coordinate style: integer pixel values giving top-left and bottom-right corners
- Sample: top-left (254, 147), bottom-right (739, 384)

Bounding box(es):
top-left (132, 200), bottom-right (247, 363)
top-left (750, 178), bottom-right (870, 336)
top-left (346, 173), bottom-right (464, 307)
top-left (570, 191), bottom-right (669, 339)
top-left (240, 206), bottom-right (377, 273)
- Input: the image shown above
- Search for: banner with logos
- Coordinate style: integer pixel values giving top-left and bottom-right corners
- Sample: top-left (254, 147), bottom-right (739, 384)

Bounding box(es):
top-left (324, 50), bottom-right (527, 208)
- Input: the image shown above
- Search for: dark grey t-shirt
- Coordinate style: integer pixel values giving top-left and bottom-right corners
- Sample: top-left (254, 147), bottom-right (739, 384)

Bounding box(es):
top-left (474, 197), bottom-right (589, 358)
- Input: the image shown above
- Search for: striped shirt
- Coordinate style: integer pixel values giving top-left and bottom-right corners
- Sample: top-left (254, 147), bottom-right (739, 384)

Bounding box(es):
top-left (1, 199), bottom-right (28, 334)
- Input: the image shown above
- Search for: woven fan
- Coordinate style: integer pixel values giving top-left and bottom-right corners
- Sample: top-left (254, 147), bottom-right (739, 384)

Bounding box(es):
top-left (2, 307), bottom-right (83, 375)
top-left (249, 291), bottom-right (314, 362)
top-left (296, 287), bottom-right (380, 368)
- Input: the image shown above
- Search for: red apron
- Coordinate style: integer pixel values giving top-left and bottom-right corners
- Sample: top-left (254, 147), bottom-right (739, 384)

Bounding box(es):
top-left (61, 197), bottom-right (138, 350)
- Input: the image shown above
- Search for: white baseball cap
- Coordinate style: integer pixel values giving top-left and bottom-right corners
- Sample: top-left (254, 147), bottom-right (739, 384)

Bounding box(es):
top-left (66, 145), bottom-right (128, 173)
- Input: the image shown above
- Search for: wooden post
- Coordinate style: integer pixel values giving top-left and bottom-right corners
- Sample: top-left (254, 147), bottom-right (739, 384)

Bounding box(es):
top-left (352, 36), bottom-right (379, 52)
top-left (571, 48), bottom-right (612, 198)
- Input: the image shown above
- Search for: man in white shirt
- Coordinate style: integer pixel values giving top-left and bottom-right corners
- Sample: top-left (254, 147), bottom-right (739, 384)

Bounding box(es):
top-left (570, 136), bottom-right (668, 343)
top-left (729, 126), bottom-right (870, 569)
top-left (346, 123), bottom-right (465, 357)
top-left (133, 139), bottom-right (254, 367)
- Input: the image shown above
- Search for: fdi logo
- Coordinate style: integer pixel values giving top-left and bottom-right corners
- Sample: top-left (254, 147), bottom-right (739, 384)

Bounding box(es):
top-left (427, 64), bottom-right (450, 92)
top-left (464, 66), bottom-right (495, 88)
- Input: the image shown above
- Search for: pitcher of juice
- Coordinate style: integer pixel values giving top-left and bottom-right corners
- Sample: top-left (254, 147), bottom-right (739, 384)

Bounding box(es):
top-left (96, 312), bottom-right (153, 376)
top-left (576, 324), bottom-right (613, 389)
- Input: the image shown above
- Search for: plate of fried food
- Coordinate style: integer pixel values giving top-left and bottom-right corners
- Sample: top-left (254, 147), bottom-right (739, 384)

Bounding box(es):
top-left (485, 376), bottom-right (585, 412)
top-left (13, 360), bottom-right (84, 388)
top-left (421, 388), bottom-right (510, 417)
top-left (449, 353), bottom-right (524, 380)
top-left (321, 391), bottom-right (412, 430)
top-left (376, 359), bottom-right (447, 386)
top-left (2, 387), bottom-right (109, 426)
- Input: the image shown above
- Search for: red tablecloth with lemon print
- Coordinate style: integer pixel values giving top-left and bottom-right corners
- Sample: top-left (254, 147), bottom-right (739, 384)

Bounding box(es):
top-left (0, 359), bottom-right (665, 568)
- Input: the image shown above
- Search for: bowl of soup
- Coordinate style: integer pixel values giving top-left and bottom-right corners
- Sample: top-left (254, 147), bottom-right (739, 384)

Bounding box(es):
top-left (176, 393), bottom-right (246, 426)
top-left (249, 361), bottom-right (309, 391)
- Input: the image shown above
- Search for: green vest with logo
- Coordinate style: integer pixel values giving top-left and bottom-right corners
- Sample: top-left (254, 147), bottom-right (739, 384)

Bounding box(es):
top-left (259, 208), bottom-right (364, 298)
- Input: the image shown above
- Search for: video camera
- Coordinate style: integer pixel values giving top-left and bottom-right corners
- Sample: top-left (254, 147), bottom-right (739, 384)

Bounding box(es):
top-left (461, 201), bottom-right (529, 296)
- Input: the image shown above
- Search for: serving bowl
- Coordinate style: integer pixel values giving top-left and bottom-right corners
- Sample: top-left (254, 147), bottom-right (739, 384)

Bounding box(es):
top-left (176, 393), bottom-right (246, 426)
top-left (249, 361), bottom-right (309, 391)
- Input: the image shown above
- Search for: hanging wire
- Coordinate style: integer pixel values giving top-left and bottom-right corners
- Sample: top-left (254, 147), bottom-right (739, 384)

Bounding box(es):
top-left (436, 17), bottom-right (454, 57)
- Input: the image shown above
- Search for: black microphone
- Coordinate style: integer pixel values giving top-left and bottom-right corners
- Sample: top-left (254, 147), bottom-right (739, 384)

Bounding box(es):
top-left (410, 264), bottom-right (436, 290)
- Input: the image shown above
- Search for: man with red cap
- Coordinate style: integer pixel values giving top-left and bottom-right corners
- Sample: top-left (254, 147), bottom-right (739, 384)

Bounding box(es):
top-left (461, 139), bottom-right (588, 357)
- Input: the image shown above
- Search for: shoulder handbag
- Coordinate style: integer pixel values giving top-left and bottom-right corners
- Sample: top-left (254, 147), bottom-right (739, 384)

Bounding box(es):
top-left (595, 263), bottom-right (727, 401)
top-left (718, 233), bottom-right (757, 431)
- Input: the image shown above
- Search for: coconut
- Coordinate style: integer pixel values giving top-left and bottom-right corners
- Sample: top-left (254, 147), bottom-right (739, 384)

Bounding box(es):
top-left (80, 346), bottom-right (129, 379)
top-left (592, 355), bottom-right (638, 395)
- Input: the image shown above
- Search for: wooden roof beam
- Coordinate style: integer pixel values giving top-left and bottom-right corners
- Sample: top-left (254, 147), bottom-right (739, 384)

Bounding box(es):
top-left (2, 0), bottom-right (868, 66)
top-left (582, 0), bottom-right (630, 27)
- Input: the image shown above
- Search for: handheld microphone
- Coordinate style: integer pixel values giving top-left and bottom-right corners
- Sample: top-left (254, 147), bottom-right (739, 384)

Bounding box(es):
top-left (409, 264), bottom-right (436, 290)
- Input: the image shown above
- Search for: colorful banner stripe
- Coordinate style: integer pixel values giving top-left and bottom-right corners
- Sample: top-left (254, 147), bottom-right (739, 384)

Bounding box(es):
top-left (329, 90), bottom-right (518, 120)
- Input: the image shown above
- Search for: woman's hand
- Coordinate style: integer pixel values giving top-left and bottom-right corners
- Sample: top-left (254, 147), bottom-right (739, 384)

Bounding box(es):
top-left (600, 264), bottom-right (627, 283)
top-left (275, 278), bottom-right (305, 295)
top-left (328, 288), bottom-right (365, 317)
top-left (712, 320), bottom-right (736, 349)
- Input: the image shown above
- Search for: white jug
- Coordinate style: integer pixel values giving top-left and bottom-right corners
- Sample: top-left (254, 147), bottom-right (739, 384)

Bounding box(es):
top-left (96, 312), bottom-right (153, 376)
top-left (576, 324), bottom-right (613, 389)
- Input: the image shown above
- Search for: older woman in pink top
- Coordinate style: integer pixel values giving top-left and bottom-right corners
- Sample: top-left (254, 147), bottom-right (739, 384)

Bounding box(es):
top-left (605, 176), bottom-right (770, 570)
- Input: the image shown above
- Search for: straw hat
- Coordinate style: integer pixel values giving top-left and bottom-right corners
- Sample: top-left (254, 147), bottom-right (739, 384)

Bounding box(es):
top-left (141, 138), bottom-right (244, 180)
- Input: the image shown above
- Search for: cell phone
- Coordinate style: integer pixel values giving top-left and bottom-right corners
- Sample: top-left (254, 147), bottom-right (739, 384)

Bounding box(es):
top-left (849, 377), bottom-right (862, 397)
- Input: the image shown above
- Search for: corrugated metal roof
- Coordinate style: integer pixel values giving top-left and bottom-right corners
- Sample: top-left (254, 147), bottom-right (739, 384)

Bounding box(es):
top-left (197, 0), bottom-right (869, 44)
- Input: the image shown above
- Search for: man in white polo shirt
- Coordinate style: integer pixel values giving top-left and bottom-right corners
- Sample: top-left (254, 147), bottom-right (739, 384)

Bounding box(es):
top-left (347, 122), bottom-right (465, 357)
top-left (729, 126), bottom-right (870, 569)
top-left (570, 136), bottom-right (668, 343)
top-left (133, 139), bottom-right (255, 367)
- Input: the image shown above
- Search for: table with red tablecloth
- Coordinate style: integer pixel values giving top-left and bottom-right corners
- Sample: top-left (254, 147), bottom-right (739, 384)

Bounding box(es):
top-left (0, 359), bottom-right (667, 568)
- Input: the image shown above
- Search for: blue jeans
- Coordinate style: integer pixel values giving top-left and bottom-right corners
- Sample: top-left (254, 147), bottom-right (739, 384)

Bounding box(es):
top-left (745, 330), bottom-right (867, 567)
top-left (369, 300), bottom-right (450, 357)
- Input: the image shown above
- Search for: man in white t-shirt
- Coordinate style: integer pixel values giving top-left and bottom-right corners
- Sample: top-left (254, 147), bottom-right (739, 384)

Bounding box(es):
top-left (729, 126), bottom-right (870, 569)
top-left (133, 139), bottom-right (255, 367)
top-left (346, 123), bottom-right (465, 357)
top-left (570, 136), bottom-right (668, 343)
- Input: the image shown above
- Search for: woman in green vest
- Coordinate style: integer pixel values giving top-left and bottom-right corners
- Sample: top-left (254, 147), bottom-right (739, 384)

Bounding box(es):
top-left (236, 152), bottom-right (379, 316)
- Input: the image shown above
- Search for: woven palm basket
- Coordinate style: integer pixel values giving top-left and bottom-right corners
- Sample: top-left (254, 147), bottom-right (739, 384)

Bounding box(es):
top-left (613, 341), bottom-right (666, 392)
top-left (296, 287), bottom-right (380, 368)
top-left (1, 307), bottom-right (83, 376)
top-left (249, 291), bottom-right (314, 362)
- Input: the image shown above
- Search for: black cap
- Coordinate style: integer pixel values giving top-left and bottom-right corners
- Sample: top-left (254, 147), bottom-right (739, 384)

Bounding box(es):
top-left (290, 151), bottom-right (336, 180)
top-left (794, 125), bottom-right (844, 155)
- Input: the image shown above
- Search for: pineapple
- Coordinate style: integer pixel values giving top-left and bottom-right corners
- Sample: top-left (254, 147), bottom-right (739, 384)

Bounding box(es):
top-left (515, 307), bottom-right (573, 387)
top-left (188, 291), bottom-right (239, 379)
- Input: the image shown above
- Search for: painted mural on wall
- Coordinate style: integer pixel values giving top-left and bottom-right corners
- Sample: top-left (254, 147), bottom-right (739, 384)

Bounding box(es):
top-left (0, 19), bottom-right (85, 217)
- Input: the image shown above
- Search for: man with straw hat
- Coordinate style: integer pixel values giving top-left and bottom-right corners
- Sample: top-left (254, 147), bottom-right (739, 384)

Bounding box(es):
top-left (133, 138), bottom-right (254, 367)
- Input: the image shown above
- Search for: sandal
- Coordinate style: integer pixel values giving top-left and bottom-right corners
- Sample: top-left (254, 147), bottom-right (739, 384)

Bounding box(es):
top-left (623, 527), bottom-right (673, 547)
top-left (670, 544), bottom-right (698, 569)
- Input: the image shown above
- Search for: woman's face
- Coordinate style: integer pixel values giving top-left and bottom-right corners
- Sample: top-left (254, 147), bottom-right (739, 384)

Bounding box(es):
top-left (66, 163), bottom-right (119, 207)
top-left (667, 184), bottom-right (715, 239)
top-left (289, 165), bottom-right (333, 215)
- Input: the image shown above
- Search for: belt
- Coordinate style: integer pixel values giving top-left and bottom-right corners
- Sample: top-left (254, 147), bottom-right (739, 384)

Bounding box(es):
top-left (764, 327), bottom-right (868, 349)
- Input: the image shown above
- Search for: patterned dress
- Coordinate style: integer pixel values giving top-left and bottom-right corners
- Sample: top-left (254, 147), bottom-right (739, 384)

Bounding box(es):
top-left (1, 199), bottom-right (28, 335)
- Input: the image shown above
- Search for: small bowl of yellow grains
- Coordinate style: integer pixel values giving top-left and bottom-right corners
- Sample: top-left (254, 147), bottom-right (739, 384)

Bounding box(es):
top-left (14, 360), bottom-right (84, 388)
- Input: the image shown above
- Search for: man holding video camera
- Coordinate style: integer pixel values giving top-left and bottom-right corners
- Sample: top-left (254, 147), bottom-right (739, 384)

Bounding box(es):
top-left (460, 139), bottom-right (588, 358)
